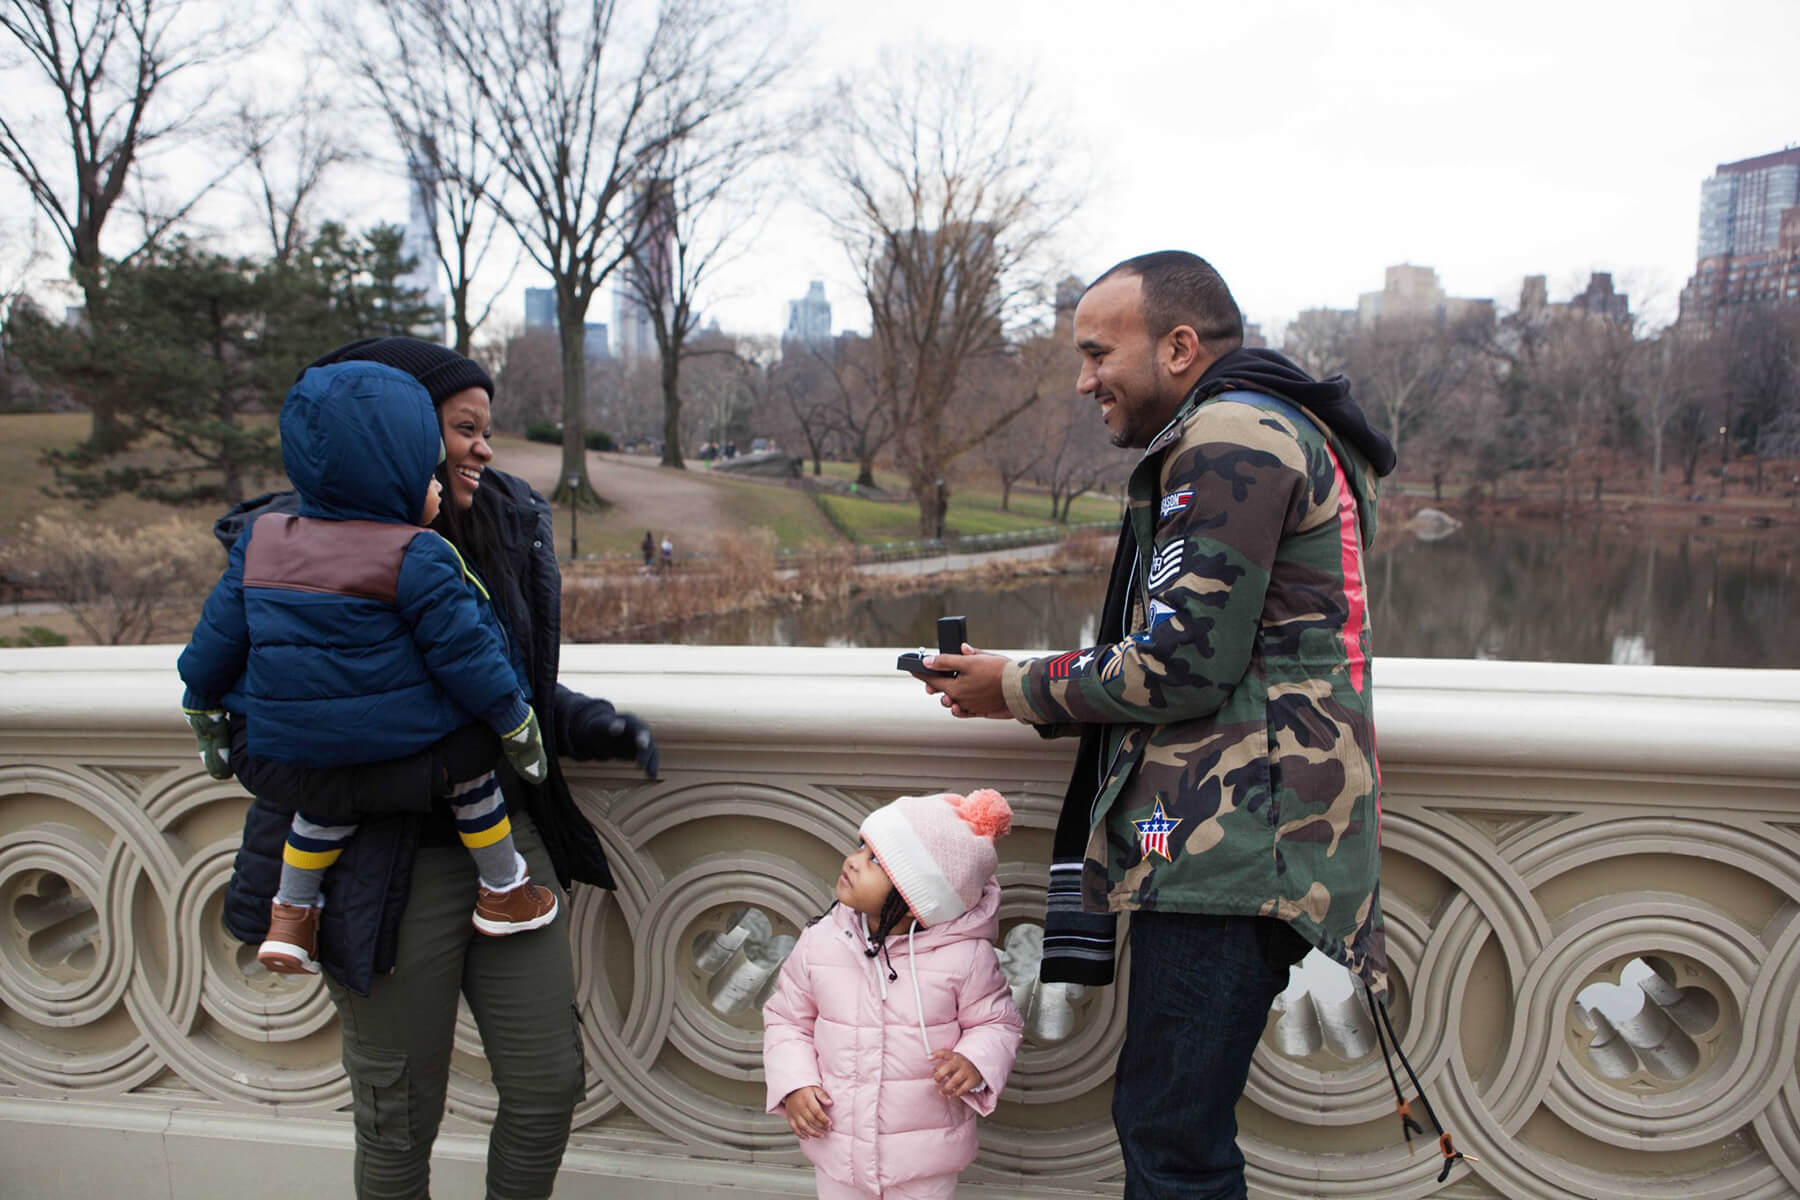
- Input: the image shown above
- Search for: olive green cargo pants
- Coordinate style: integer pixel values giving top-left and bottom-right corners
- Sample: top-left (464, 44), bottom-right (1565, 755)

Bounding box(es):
top-left (326, 813), bottom-right (586, 1199)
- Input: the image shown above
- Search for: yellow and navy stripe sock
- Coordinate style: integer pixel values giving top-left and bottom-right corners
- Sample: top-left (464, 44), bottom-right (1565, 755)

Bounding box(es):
top-left (275, 814), bottom-right (358, 909)
top-left (449, 772), bottom-right (525, 890)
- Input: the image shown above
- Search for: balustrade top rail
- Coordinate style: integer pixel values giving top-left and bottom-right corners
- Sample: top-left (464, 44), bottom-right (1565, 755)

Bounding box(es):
top-left (5, 645), bottom-right (1797, 780)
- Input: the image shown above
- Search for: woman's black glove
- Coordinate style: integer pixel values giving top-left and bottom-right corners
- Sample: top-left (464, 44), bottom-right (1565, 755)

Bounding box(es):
top-left (572, 706), bottom-right (660, 780)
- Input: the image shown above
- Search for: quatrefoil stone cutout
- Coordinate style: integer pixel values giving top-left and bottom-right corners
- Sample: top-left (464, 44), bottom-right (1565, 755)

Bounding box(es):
top-left (10, 870), bottom-right (99, 980)
top-left (1574, 955), bottom-right (1721, 1084)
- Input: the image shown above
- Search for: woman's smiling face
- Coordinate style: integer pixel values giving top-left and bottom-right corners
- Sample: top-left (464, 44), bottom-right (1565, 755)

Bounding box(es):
top-left (438, 387), bottom-right (493, 511)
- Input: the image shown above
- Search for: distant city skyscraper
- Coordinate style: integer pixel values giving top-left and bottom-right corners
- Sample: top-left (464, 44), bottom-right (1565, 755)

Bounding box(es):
top-left (614, 178), bottom-right (675, 362)
top-left (1354, 264), bottom-right (1493, 327)
top-left (524, 287), bottom-right (555, 331)
top-left (1681, 143), bottom-right (1800, 327)
top-left (783, 280), bottom-right (832, 345)
top-left (400, 145), bottom-right (446, 340)
top-left (1696, 147), bottom-right (1800, 259)
top-left (583, 322), bottom-right (611, 360)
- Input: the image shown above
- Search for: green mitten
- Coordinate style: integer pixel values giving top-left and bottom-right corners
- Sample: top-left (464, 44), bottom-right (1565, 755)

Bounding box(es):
top-left (501, 708), bottom-right (548, 784)
top-left (185, 709), bottom-right (233, 779)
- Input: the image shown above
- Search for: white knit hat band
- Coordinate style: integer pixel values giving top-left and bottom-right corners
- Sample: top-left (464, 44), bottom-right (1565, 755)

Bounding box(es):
top-left (860, 804), bottom-right (966, 928)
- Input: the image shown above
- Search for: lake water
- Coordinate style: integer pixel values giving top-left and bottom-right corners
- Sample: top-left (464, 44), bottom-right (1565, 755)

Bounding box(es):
top-left (681, 522), bottom-right (1800, 669)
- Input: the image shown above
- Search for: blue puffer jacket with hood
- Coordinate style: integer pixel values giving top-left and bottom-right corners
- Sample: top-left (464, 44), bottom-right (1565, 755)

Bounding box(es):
top-left (178, 360), bottom-right (530, 766)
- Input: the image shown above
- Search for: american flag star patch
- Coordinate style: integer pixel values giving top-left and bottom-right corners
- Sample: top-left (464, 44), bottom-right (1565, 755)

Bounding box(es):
top-left (1147, 541), bottom-right (1183, 591)
top-left (1133, 800), bottom-right (1181, 860)
top-left (1159, 490), bottom-right (1193, 519)
top-left (1044, 650), bottom-right (1081, 679)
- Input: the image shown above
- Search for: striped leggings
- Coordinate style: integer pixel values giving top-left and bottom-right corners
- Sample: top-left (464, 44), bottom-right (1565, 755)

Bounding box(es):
top-left (277, 772), bottom-right (523, 908)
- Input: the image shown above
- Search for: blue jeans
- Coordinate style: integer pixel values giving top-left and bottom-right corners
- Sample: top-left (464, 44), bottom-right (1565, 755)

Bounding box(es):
top-left (1113, 911), bottom-right (1311, 1200)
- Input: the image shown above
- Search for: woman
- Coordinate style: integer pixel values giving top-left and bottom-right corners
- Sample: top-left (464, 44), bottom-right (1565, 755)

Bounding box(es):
top-left (218, 336), bottom-right (658, 1199)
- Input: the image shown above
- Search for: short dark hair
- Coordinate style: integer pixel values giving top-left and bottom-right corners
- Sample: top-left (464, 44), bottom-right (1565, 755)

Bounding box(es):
top-left (1091, 250), bottom-right (1243, 354)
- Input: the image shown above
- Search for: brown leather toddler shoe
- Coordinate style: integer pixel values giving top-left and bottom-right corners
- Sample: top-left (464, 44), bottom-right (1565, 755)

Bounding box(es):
top-left (472, 878), bottom-right (559, 936)
top-left (259, 901), bottom-right (321, 974)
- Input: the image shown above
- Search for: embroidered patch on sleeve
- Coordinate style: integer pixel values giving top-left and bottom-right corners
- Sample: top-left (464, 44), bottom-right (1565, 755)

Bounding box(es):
top-left (1133, 800), bottom-right (1181, 860)
top-left (1147, 541), bottom-right (1183, 591)
top-left (1147, 598), bottom-right (1178, 627)
top-left (1158, 490), bottom-right (1194, 520)
top-left (1098, 642), bottom-right (1126, 681)
top-left (1044, 650), bottom-right (1081, 679)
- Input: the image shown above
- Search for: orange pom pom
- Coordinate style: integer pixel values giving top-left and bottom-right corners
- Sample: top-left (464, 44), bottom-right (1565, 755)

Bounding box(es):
top-left (955, 788), bottom-right (1012, 839)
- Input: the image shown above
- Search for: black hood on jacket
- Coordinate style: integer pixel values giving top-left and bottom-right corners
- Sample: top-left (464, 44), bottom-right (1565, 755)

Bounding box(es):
top-left (1191, 347), bottom-right (1397, 477)
top-left (211, 490), bottom-right (298, 554)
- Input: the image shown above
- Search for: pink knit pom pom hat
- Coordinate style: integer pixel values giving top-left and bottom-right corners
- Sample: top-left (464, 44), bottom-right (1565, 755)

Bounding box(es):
top-left (859, 789), bottom-right (1013, 928)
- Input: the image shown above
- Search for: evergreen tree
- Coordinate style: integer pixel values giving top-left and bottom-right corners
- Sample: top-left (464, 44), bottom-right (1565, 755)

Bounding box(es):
top-left (10, 225), bottom-right (436, 505)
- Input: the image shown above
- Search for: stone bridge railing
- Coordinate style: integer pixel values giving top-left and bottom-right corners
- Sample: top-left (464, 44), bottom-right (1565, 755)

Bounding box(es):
top-left (2, 646), bottom-right (1798, 1199)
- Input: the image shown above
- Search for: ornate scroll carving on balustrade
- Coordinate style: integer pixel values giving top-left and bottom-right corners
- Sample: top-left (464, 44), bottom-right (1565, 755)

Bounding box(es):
top-left (2, 647), bottom-right (1799, 1200)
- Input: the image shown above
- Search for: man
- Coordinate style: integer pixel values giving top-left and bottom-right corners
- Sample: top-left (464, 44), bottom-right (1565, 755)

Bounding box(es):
top-left (924, 251), bottom-right (1397, 1198)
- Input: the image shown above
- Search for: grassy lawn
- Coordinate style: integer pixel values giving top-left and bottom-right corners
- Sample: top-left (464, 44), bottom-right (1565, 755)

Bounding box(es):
top-left (818, 482), bottom-right (1120, 543)
top-left (0, 412), bottom-right (282, 541)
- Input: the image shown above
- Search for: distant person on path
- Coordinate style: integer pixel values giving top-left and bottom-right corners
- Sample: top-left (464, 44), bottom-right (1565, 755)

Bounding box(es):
top-left (207, 336), bottom-right (660, 1199)
top-left (660, 535), bottom-right (674, 571)
top-left (919, 253), bottom-right (1463, 1195)
top-left (179, 361), bottom-right (560, 977)
top-left (642, 529), bottom-right (656, 569)
top-left (763, 788), bottom-right (1023, 1199)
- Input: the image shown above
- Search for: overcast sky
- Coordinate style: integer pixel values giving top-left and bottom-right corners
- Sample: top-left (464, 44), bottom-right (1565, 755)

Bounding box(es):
top-left (700, 0), bottom-right (1800, 339)
top-left (6, 0), bottom-right (1796, 342)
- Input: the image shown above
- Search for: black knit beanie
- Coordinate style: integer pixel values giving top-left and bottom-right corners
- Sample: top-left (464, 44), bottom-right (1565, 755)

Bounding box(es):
top-left (302, 336), bottom-right (494, 406)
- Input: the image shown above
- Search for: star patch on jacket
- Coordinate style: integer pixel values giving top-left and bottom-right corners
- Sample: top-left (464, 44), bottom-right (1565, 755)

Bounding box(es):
top-left (1133, 800), bottom-right (1180, 860)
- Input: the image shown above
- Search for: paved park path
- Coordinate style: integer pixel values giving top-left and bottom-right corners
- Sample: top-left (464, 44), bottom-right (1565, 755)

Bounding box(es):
top-left (503, 442), bottom-right (742, 551)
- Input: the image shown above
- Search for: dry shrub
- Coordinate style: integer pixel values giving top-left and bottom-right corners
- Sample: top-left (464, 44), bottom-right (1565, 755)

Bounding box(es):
top-left (1, 510), bottom-right (217, 644)
top-left (562, 530), bottom-right (785, 641)
top-left (787, 543), bottom-right (858, 604)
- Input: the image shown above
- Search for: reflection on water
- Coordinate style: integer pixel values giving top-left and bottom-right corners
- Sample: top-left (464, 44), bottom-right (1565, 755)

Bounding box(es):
top-left (676, 524), bottom-right (1799, 668)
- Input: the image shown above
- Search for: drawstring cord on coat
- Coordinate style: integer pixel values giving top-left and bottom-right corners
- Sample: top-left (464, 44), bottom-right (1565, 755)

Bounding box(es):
top-left (859, 918), bottom-right (935, 1058)
top-left (1364, 980), bottom-right (1475, 1183)
top-left (859, 914), bottom-right (896, 1000)
top-left (907, 925), bottom-right (931, 1057)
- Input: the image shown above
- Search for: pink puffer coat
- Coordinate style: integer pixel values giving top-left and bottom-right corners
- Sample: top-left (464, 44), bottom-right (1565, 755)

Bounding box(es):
top-left (762, 880), bottom-right (1023, 1193)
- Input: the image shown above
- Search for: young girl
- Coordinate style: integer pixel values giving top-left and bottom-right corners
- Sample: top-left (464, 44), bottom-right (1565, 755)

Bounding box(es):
top-left (763, 789), bottom-right (1024, 1199)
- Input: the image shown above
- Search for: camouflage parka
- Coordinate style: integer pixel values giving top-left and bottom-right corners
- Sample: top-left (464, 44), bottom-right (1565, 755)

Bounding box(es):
top-left (1002, 349), bottom-right (1392, 992)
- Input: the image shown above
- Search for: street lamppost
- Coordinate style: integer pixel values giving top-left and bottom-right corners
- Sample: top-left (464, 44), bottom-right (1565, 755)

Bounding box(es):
top-left (567, 473), bottom-right (580, 562)
top-left (1718, 425), bottom-right (1729, 500)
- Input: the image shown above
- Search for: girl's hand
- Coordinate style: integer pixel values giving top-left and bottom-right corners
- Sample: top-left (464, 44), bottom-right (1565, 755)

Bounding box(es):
top-left (783, 1085), bottom-right (833, 1138)
top-left (929, 1049), bottom-right (984, 1098)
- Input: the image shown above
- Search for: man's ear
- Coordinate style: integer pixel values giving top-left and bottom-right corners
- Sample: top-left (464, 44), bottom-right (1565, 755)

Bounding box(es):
top-left (1163, 324), bottom-right (1203, 376)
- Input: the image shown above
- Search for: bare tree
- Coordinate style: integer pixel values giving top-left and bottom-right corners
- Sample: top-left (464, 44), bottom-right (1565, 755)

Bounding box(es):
top-left (979, 395), bottom-right (1036, 511)
top-left (765, 347), bottom-right (837, 475)
top-left (1719, 304), bottom-right (1800, 495)
top-left (347, 1), bottom-right (519, 355)
top-left (1347, 315), bottom-right (1478, 469)
top-left (976, 330), bottom-right (1087, 513)
top-left (1284, 308), bottom-right (1356, 380)
top-left (620, 8), bottom-right (802, 469)
top-left (813, 332), bottom-right (894, 490)
top-left (817, 47), bottom-right (1073, 536)
top-left (229, 85), bottom-right (352, 263)
top-left (380, 0), bottom-right (751, 504)
top-left (0, 0), bottom-right (250, 447)
top-left (494, 326), bottom-right (564, 430)
top-left (678, 328), bottom-right (756, 453)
